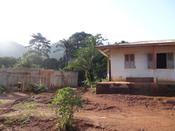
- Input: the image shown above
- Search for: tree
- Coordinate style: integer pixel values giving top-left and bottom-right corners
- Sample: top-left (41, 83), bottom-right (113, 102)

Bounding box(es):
top-left (115, 40), bottom-right (128, 44)
top-left (42, 58), bottom-right (59, 69)
top-left (51, 87), bottom-right (82, 130)
top-left (28, 33), bottom-right (51, 58)
top-left (66, 35), bottom-right (107, 87)
top-left (55, 39), bottom-right (74, 67)
top-left (15, 50), bottom-right (43, 68)
top-left (68, 32), bottom-right (92, 49)
top-left (55, 32), bottom-right (92, 67)
top-left (0, 57), bottom-right (18, 68)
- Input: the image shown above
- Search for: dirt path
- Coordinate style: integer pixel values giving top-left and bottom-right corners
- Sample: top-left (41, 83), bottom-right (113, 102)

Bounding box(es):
top-left (75, 93), bottom-right (175, 131)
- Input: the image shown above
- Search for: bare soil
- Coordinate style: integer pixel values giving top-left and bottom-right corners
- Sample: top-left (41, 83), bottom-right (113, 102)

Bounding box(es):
top-left (0, 90), bottom-right (175, 131)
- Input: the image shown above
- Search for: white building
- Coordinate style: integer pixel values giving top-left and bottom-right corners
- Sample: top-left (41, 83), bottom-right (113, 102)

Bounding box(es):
top-left (97, 40), bottom-right (175, 85)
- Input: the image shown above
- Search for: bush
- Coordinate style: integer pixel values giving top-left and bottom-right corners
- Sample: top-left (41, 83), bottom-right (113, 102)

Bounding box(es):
top-left (0, 85), bottom-right (6, 94)
top-left (51, 87), bottom-right (82, 131)
top-left (27, 83), bottom-right (48, 93)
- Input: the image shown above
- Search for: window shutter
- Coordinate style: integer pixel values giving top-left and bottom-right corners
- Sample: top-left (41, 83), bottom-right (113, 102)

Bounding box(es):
top-left (130, 54), bottom-right (135, 68)
top-left (125, 55), bottom-right (129, 68)
top-left (147, 54), bottom-right (153, 69)
top-left (167, 53), bottom-right (174, 69)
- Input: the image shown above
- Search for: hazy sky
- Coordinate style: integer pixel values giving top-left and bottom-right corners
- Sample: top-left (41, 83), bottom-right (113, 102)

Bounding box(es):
top-left (0, 0), bottom-right (175, 45)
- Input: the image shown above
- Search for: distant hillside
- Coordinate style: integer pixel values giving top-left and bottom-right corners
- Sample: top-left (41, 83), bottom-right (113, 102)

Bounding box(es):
top-left (0, 41), bottom-right (63, 59)
top-left (0, 41), bottom-right (26, 57)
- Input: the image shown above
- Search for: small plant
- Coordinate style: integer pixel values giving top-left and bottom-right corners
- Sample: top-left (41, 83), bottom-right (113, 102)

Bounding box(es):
top-left (27, 83), bottom-right (48, 93)
top-left (0, 101), bottom-right (3, 104)
top-left (51, 87), bottom-right (82, 131)
top-left (0, 85), bottom-right (6, 94)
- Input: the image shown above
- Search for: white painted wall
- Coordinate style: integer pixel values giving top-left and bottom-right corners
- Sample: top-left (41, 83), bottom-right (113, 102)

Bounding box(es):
top-left (110, 46), bottom-right (175, 81)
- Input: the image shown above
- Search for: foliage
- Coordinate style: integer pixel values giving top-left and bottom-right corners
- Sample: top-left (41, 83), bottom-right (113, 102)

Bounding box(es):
top-left (0, 57), bottom-right (18, 68)
top-left (27, 83), bottom-right (48, 93)
top-left (0, 101), bottom-right (3, 104)
top-left (28, 33), bottom-right (51, 58)
top-left (0, 85), bottom-right (7, 94)
top-left (51, 87), bottom-right (82, 131)
top-left (55, 32), bottom-right (92, 67)
top-left (66, 35), bottom-right (107, 87)
top-left (15, 50), bottom-right (43, 68)
top-left (42, 58), bottom-right (59, 69)
top-left (115, 40), bottom-right (128, 44)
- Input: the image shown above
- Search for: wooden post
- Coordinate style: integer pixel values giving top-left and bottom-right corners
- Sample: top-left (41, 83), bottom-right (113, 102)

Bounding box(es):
top-left (152, 47), bottom-right (157, 87)
top-left (108, 58), bottom-right (112, 81)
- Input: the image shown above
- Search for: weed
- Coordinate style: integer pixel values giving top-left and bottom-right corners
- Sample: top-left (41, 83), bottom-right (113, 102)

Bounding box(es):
top-left (4, 114), bottom-right (32, 126)
top-left (0, 85), bottom-right (6, 94)
top-left (23, 102), bottom-right (37, 110)
top-left (0, 101), bottom-right (3, 104)
top-left (14, 102), bottom-right (37, 110)
top-left (27, 83), bottom-right (48, 93)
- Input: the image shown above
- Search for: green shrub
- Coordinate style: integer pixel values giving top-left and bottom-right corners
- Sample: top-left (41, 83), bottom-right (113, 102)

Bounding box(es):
top-left (0, 85), bottom-right (6, 94)
top-left (27, 83), bottom-right (48, 93)
top-left (51, 87), bottom-right (82, 131)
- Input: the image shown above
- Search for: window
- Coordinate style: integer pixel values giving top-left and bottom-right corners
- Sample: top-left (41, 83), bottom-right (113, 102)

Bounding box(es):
top-left (125, 54), bottom-right (135, 68)
top-left (147, 53), bottom-right (174, 69)
top-left (157, 53), bottom-right (167, 68)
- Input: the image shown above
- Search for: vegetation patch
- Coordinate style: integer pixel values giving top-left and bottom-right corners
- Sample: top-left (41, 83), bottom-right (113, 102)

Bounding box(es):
top-left (2, 114), bottom-right (33, 126)
top-left (27, 83), bottom-right (48, 93)
top-left (13, 102), bottom-right (38, 110)
top-left (0, 85), bottom-right (7, 94)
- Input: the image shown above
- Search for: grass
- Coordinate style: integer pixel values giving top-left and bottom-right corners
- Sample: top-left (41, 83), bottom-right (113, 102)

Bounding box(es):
top-left (23, 102), bottom-right (37, 109)
top-left (13, 102), bottom-right (38, 110)
top-left (4, 114), bottom-right (32, 126)
top-left (0, 101), bottom-right (3, 104)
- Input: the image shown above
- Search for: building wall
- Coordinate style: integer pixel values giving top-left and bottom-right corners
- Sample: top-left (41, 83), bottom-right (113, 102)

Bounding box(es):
top-left (0, 68), bottom-right (78, 89)
top-left (110, 46), bottom-right (175, 81)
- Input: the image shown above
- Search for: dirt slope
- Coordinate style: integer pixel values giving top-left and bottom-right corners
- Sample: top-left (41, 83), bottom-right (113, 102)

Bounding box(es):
top-left (0, 91), bottom-right (175, 131)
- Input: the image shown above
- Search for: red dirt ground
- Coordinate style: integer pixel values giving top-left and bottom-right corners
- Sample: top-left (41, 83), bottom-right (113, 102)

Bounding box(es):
top-left (0, 91), bottom-right (175, 131)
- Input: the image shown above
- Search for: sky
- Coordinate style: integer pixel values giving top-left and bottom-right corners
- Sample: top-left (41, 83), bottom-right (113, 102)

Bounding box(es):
top-left (0, 0), bottom-right (175, 45)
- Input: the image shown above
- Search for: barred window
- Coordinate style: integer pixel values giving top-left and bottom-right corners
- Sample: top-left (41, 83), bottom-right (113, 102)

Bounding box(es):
top-left (124, 54), bottom-right (135, 68)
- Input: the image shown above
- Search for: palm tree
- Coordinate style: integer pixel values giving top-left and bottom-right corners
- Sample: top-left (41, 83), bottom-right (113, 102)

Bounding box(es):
top-left (55, 39), bottom-right (75, 66)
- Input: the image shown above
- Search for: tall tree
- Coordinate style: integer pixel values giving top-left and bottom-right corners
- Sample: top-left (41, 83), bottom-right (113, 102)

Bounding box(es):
top-left (28, 33), bottom-right (51, 58)
top-left (66, 35), bottom-right (107, 86)
top-left (55, 39), bottom-right (74, 66)
top-left (55, 32), bottom-right (92, 67)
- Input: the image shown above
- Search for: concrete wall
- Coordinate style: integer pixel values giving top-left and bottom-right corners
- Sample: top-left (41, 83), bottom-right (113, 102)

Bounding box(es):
top-left (0, 68), bottom-right (78, 89)
top-left (110, 46), bottom-right (175, 81)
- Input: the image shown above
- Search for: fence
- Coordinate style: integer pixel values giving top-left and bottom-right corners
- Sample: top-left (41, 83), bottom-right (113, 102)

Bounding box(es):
top-left (0, 68), bottom-right (78, 90)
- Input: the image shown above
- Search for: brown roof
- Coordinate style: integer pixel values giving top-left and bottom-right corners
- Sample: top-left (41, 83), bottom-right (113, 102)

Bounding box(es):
top-left (96, 40), bottom-right (175, 49)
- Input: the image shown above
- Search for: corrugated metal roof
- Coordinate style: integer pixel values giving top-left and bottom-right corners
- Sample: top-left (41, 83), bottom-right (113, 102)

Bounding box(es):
top-left (96, 39), bottom-right (175, 49)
